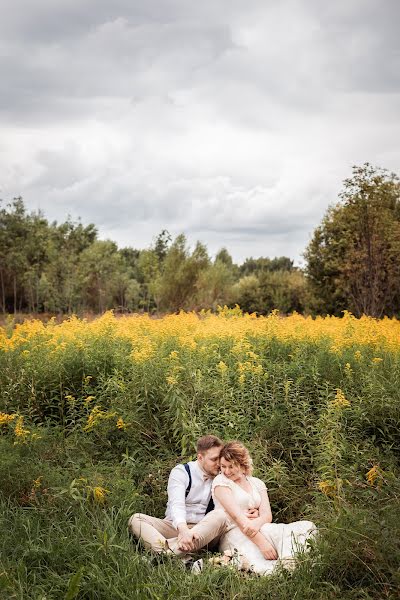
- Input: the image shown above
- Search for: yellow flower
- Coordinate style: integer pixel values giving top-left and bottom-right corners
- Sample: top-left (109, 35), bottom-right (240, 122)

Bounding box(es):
top-left (92, 486), bottom-right (110, 504)
top-left (366, 465), bottom-right (382, 487)
top-left (116, 417), bottom-right (128, 430)
top-left (169, 350), bottom-right (179, 360)
top-left (317, 480), bottom-right (336, 497)
top-left (0, 412), bottom-right (16, 426)
top-left (238, 374), bottom-right (246, 386)
top-left (83, 406), bottom-right (116, 432)
top-left (14, 415), bottom-right (30, 441)
top-left (354, 350), bottom-right (362, 362)
top-left (372, 357), bottom-right (383, 364)
top-left (331, 389), bottom-right (350, 409)
top-left (166, 375), bottom-right (178, 386)
top-left (84, 396), bottom-right (95, 406)
top-left (252, 364), bottom-right (263, 375)
top-left (344, 363), bottom-right (353, 375)
top-left (217, 361), bottom-right (228, 375)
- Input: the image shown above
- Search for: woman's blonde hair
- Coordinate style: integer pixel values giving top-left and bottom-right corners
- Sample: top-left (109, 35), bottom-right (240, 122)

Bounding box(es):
top-left (220, 441), bottom-right (253, 475)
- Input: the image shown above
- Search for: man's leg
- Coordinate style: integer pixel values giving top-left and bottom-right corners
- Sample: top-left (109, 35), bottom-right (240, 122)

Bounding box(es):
top-left (128, 513), bottom-right (177, 553)
top-left (167, 509), bottom-right (228, 555)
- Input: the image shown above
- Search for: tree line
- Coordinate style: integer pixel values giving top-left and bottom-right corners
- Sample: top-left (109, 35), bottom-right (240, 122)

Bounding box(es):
top-left (1, 163), bottom-right (399, 318)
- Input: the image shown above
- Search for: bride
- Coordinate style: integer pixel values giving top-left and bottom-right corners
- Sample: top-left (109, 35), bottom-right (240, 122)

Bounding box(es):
top-left (212, 441), bottom-right (316, 575)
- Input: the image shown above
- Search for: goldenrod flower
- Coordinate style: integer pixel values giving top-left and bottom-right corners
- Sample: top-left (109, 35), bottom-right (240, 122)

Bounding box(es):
top-left (84, 396), bottom-right (95, 406)
top-left (372, 357), bottom-right (383, 364)
top-left (84, 406), bottom-right (116, 432)
top-left (14, 416), bottom-right (30, 442)
top-left (366, 465), bottom-right (382, 487)
top-left (217, 361), bottom-right (228, 375)
top-left (0, 412), bottom-right (16, 426)
top-left (33, 477), bottom-right (42, 489)
top-left (332, 389), bottom-right (350, 409)
top-left (317, 480), bottom-right (336, 497)
top-left (92, 486), bottom-right (109, 504)
top-left (344, 363), bottom-right (353, 375)
top-left (116, 417), bottom-right (129, 430)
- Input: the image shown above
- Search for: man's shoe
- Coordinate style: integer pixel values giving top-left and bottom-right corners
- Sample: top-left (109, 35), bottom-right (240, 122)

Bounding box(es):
top-left (191, 559), bottom-right (203, 573)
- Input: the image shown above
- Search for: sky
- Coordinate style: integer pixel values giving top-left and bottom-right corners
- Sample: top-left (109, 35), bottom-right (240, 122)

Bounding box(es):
top-left (1, 0), bottom-right (399, 265)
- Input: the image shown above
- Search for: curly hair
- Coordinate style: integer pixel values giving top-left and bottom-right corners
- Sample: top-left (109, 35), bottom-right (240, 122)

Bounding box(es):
top-left (220, 441), bottom-right (253, 475)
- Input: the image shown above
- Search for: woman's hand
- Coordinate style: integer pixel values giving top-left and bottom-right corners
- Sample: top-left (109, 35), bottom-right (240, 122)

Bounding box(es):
top-left (259, 540), bottom-right (278, 560)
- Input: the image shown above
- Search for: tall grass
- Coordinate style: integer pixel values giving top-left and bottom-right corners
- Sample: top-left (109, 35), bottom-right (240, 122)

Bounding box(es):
top-left (0, 309), bottom-right (399, 599)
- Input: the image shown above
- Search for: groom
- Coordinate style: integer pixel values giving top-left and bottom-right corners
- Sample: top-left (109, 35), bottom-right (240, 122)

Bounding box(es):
top-left (128, 435), bottom-right (229, 555)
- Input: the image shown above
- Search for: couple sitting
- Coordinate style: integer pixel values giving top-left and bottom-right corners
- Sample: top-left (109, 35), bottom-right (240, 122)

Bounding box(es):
top-left (128, 435), bottom-right (316, 575)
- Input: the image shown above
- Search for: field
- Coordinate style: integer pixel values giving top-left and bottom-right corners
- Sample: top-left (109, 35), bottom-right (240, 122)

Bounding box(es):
top-left (1, 308), bottom-right (399, 599)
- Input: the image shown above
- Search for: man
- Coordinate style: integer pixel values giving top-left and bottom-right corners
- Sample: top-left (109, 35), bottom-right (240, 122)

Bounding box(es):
top-left (128, 435), bottom-right (228, 555)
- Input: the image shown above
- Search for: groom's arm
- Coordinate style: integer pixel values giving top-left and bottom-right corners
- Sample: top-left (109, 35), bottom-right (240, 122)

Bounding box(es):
top-left (167, 466), bottom-right (189, 530)
top-left (167, 466), bottom-right (198, 551)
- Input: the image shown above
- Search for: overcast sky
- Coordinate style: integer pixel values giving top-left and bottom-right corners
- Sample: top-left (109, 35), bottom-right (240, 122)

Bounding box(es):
top-left (1, 0), bottom-right (399, 264)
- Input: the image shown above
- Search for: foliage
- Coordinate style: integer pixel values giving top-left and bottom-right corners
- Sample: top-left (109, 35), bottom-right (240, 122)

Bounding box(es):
top-left (0, 199), bottom-right (304, 317)
top-left (0, 310), bottom-right (399, 598)
top-left (305, 163), bottom-right (400, 317)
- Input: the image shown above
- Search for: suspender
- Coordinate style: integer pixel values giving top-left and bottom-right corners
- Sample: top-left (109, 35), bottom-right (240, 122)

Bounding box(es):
top-left (183, 463), bottom-right (215, 514)
top-left (184, 463), bottom-right (192, 496)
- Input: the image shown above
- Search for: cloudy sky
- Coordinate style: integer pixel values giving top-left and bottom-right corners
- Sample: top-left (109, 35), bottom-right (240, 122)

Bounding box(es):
top-left (1, 0), bottom-right (399, 264)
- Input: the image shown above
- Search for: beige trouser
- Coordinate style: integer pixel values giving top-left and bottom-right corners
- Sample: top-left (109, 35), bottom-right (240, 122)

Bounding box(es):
top-left (128, 509), bottom-right (228, 554)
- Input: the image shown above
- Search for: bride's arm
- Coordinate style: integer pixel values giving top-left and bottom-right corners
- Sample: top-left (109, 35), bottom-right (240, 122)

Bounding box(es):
top-left (255, 489), bottom-right (273, 526)
top-left (241, 488), bottom-right (273, 537)
top-left (213, 486), bottom-right (278, 560)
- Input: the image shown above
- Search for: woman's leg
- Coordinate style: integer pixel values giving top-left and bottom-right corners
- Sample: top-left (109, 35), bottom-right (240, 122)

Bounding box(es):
top-left (260, 521), bottom-right (316, 559)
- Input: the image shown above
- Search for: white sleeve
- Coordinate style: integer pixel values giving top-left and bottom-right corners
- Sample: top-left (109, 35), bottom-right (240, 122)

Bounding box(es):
top-left (212, 474), bottom-right (233, 493)
top-left (167, 466), bottom-right (189, 529)
top-left (251, 477), bottom-right (268, 492)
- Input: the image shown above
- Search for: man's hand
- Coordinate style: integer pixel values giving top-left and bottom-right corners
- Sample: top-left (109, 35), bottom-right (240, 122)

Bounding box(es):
top-left (177, 526), bottom-right (199, 552)
top-left (246, 508), bottom-right (260, 520)
top-left (241, 517), bottom-right (262, 538)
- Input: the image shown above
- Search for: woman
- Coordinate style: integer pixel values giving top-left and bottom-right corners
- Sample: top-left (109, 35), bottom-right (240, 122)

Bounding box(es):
top-left (212, 441), bottom-right (316, 575)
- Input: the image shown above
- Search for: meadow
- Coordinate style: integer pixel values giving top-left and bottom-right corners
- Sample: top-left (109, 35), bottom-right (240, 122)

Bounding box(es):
top-left (0, 308), bottom-right (399, 599)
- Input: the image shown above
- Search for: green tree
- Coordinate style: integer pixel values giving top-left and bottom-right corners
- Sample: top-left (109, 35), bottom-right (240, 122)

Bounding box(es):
top-left (305, 164), bottom-right (400, 317)
top-left (78, 240), bottom-right (128, 313)
top-left (194, 259), bottom-right (235, 310)
top-left (156, 235), bottom-right (210, 312)
top-left (41, 219), bottom-right (97, 313)
top-left (233, 270), bottom-right (307, 315)
top-left (0, 198), bottom-right (49, 314)
top-left (239, 256), bottom-right (293, 277)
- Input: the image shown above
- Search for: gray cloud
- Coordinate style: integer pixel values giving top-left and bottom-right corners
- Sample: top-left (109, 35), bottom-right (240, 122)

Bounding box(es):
top-left (0, 0), bottom-right (399, 263)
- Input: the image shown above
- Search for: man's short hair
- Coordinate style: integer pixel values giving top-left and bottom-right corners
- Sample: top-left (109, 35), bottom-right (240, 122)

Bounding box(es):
top-left (196, 435), bottom-right (223, 454)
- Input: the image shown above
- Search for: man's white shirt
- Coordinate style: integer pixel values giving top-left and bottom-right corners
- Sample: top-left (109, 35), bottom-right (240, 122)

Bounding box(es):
top-left (165, 460), bottom-right (213, 529)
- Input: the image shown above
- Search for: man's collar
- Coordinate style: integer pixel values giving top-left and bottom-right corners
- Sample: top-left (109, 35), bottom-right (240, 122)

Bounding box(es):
top-left (194, 460), bottom-right (214, 481)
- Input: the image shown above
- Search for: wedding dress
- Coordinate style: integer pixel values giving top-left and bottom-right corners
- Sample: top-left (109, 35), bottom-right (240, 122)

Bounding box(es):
top-left (212, 474), bottom-right (316, 575)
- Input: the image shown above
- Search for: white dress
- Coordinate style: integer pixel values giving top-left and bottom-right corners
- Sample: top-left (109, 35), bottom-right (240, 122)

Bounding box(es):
top-left (212, 473), bottom-right (316, 575)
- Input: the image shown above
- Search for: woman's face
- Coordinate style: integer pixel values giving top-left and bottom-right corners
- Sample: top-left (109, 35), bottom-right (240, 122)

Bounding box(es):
top-left (220, 457), bottom-right (245, 481)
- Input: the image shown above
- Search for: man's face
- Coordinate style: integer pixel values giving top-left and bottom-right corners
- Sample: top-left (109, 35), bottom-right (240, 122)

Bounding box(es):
top-left (198, 446), bottom-right (222, 476)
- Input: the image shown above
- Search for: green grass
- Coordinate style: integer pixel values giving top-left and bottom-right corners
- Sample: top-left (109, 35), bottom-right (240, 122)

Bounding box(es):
top-left (0, 330), bottom-right (399, 599)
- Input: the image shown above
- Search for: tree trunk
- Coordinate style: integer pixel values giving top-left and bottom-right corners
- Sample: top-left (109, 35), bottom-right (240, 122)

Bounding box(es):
top-left (13, 275), bottom-right (17, 315)
top-left (0, 268), bottom-right (5, 314)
